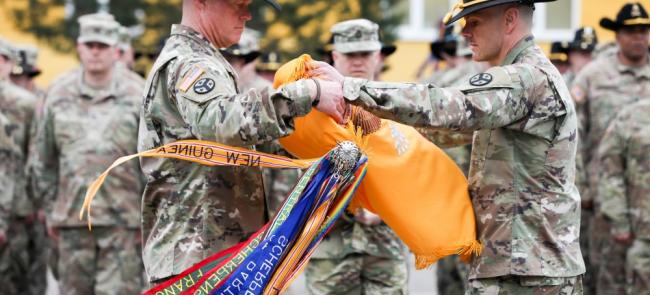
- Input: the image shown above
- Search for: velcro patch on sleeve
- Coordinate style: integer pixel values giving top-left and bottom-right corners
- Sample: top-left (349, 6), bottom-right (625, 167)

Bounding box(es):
top-left (178, 66), bottom-right (205, 93)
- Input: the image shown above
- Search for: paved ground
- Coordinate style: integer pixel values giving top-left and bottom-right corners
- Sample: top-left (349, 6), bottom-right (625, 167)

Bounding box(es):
top-left (47, 254), bottom-right (439, 294)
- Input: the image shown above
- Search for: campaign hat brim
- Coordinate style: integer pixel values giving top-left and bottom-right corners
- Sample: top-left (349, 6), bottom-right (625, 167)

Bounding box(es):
top-left (381, 44), bottom-right (397, 57)
top-left (264, 0), bottom-right (281, 11)
top-left (600, 17), bottom-right (650, 31)
top-left (445, 0), bottom-right (557, 26)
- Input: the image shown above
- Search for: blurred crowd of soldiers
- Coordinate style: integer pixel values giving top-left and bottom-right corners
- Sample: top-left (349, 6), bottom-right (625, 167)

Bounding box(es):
top-left (1, 1), bottom-right (650, 295)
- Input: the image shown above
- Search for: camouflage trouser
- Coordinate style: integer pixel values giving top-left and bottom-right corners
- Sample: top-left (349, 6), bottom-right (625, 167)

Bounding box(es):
top-left (58, 226), bottom-right (143, 295)
top-left (580, 209), bottom-right (595, 295)
top-left (26, 219), bottom-right (48, 295)
top-left (305, 253), bottom-right (408, 295)
top-left (595, 226), bottom-right (628, 295)
top-left (0, 220), bottom-right (30, 294)
top-left (625, 239), bottom-right (650, 295)
top-left (588, 214), bottom-right (609, 286)
top-left (466, 276), bottom-right (583, 295)
top-left (437, 255), bottom-right (469, 295)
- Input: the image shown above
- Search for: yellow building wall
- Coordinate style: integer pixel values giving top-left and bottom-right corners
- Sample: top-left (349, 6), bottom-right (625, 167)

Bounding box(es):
top-left (0, 3), bottom-right (79, 88)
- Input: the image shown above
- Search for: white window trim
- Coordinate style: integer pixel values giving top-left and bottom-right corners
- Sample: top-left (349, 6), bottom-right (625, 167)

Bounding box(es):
top-left (532, 0), bottom-right (581, 42)
top-left (396, 0), bottom-right (581, 42)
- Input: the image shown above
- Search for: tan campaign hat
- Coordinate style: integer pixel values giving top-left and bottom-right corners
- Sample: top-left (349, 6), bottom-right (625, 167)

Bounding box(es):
top-left (11, 45), bottom-right (41, 77)
top-left (331, 19), bottom-right (382, 54)
top-left (77, 13), bottom-right (120, 46)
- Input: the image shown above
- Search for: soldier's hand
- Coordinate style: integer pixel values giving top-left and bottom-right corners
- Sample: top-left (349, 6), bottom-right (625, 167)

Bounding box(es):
top-left (613, 233), bottom-right (633, 245)
top-left (308, 78), bottom-right (346, 123)
top-left (355, 209), bottom-right (382, 226)
top-left (309, 61), bottom-right (344, 84)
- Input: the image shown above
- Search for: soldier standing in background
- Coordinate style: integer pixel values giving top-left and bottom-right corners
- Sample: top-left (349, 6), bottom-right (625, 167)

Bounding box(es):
top-left (9, 44), bottom-right (48, 295)
top-left (598, 98), bottom-right (650, 295)
top-left (304, 19), bottom-right (408, 295)
top-left (31, 13), bottom-right (145, 294)
top-left (0, 36), bottom-right (38, 295)
top-left (562, 25), bottom-right (599, 295)
top-left (570, 3), bottom-right (650, 294)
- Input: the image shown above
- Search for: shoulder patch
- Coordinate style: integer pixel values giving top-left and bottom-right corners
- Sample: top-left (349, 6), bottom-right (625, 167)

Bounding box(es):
top-left (193, 78), bottom-right (216, 94)
top-left (469, 73), bottom-right (493, 86)
top-left (570, 85), bottom-right (586, 104)
top-left (178, 66), bottom-right (205, 93)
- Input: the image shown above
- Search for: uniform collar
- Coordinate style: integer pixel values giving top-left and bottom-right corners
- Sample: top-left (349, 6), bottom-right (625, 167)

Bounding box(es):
top-left (169, 24), bottom-right (240, 88)
top-left (170, 24), bottom-right (219, 55)
top-left (613, 52), bottom-right (650, 79)
top-left (78, 67), bottom-right (119, 102)
top-left (501, 35), bottom-right (535, 66)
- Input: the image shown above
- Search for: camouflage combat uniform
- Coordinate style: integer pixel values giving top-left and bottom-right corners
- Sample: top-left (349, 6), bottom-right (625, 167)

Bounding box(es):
top-left (0, 76), bottom-right (37, 294)
top-left (343, 36), bottom-right (585, 293)
top-left (138, 24), bottom-right (314, 283)
top-left (598, 99), bottom-right (650, 295)
top-left (31, 66), bottom-right (145, 294)
top-left (571, 51), bottom-right (650, 295)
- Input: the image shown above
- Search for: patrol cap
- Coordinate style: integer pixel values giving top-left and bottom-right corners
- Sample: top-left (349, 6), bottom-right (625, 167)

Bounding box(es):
top-left (221, 28), bottom-right (262, 63)
top-left (443, 0), bottom-right (557, 26)
top-left (118, 26), bottom-right (132, 51)
top-left (331, 19), bottom-right (382, 54)
top-left (256, 51), bottom-right (282, 72)
top-left (77, 13), bottom-right (120, 46)
top-left (600, 2), bottom-right (650, 31)
top-left (0, 37), bottom-right (16, 63)
top-left (11, 45), bottom-right (41, 77)
top-left (548, 41), bottom-right (570, 63)
top-left (569, 27), bottom-right (598, 52)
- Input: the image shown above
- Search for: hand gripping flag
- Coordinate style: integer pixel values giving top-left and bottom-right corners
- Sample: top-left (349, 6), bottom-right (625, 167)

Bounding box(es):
top-left (79, 140), bottom-right (368, 295)
top-left (274, 54), bottom-right (482, 268)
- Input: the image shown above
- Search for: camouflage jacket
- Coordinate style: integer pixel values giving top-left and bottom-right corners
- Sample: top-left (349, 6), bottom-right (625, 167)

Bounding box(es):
top-left (31, 67), bottom-right (144, 228)
top-left (1, 79), bottom-right (37, 219)
top-left (598, 99), bottom-right (650, 239)
top-left (571, 53), bottom-right (650, 203)
top-left (138, 25), bottom-right (313, 281)
top-left (239, 73), bottom-right (272, 93)
top-left (343, 36), bottom-right (584, 279)
top-left (437, 61), bottom-right (487, 88)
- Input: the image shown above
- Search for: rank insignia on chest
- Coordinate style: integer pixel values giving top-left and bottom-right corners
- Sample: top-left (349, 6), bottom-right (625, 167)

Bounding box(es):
top-left (193, 78), bottom-right (215, 94)
top-left (469, 73), bottom-right (493, 86)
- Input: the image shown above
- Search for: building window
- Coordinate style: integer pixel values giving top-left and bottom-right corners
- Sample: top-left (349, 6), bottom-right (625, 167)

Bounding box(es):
top-left (532, 0), bottom-right (580, 41)
top-left (396, 0), bottom-right (453, 41)
top-left (396, 0), bottom-right (580, 42)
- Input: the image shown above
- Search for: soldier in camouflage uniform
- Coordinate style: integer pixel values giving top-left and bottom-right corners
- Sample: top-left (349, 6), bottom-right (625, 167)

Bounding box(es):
top-left (561, 26), bottom-right (599, 295)
top-left (570, 3), bottom-right (650, 294)
top-left (31, 14), bottom-right (145, 294)
top-left (0, 36), bottom-right (39, 295)
top-left (221, 28), bottom-right (301, 217)
top-left (598, 99), bottom-right (650, 295)
top-left (138, 0), bottom-right (345, 284)
top-left (304, 19), bottom-right (408, 295)
top-left (312, 0), bottom-right (585, 293)
top-left (9, 44), bottom-right (48, 295)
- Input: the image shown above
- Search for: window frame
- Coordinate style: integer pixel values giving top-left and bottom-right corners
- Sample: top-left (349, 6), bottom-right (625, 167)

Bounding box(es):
top-left (396, 0), bottom-right (581, 42)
